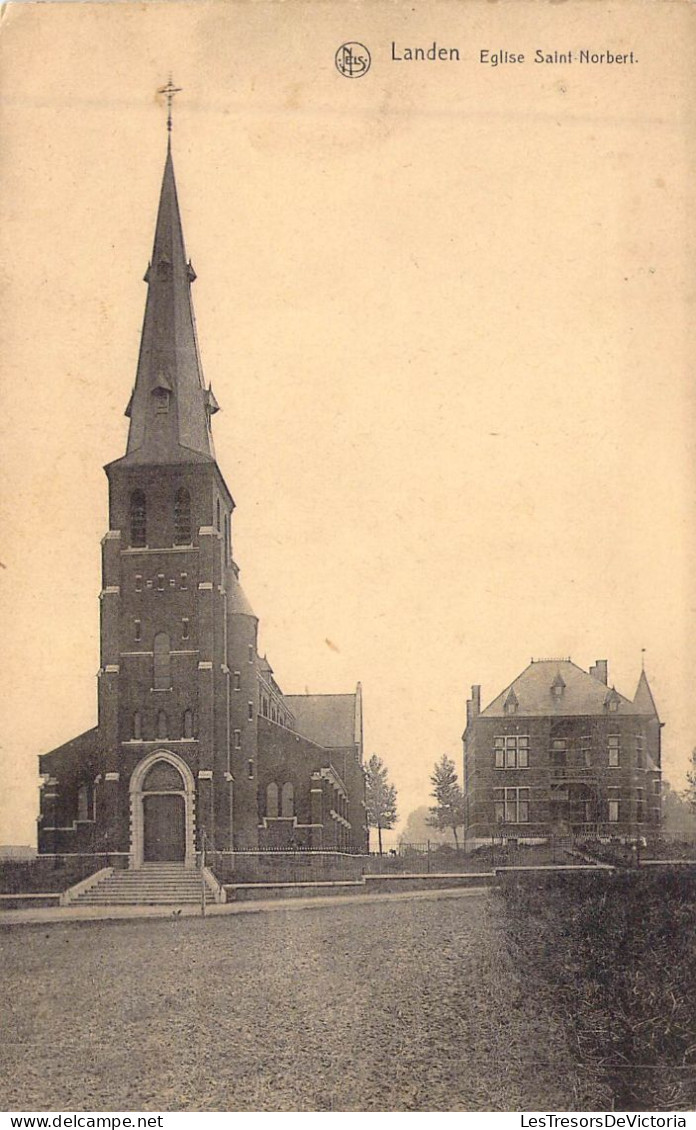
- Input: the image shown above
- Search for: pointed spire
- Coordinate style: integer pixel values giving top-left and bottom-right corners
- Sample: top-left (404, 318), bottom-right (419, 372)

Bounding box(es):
top-left (634, 668), bottom-right (660, 719)
top-left (121, 139), bottom-right (219, 464)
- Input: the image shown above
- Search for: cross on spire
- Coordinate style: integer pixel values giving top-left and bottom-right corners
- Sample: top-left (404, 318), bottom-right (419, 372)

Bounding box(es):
top-left (158, 77), bottom-right (182, 133)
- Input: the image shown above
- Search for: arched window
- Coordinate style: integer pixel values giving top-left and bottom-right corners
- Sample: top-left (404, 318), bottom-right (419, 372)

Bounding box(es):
top-left (216, 498), bottom-right (221, 531)
top-left (157, 710), bottom-right (168, 739)
top-left (174, 488), bottom-right (192, 545)
top-left (153, 632), bottom-right (171, 690)
top-left (183, 709), bottom-right (194, 739)
top-left (133, 711), bottom-right (142, 741)
top-left (281, 782), bottom-right (294, 818)
top-left (267, 782), bottom-right (279, 818)
top-left (130, 490), bottom-right (147, 547)
top-left (77, 782), bottom-right (90, 821)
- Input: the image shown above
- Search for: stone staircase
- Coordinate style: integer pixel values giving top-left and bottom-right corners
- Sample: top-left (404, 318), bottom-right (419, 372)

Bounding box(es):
top-left (73, 863), bottom-right (215, 907)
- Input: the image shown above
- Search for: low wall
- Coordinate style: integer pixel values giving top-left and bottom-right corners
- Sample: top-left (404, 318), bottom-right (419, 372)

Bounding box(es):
top-left (0, 893), bottom-right (62, 910)
top-left (208, 850), bottom-right (366, 885)
top-left (0, 854), bottom-right (124, 895)
top-left (364, 873), bottom-right (495, 893)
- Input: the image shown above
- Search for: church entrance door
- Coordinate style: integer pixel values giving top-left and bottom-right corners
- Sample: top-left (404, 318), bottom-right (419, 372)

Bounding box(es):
top-left (143, 794), bottom-right (186, 862)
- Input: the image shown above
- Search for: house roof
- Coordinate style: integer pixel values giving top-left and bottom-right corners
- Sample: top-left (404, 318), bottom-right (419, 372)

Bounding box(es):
top-left (633, 669), bottom-right (661, 720)
top-left (284, 693), bottom-right (360, 750)
top-left (481, 660), bottom-right (645, 718)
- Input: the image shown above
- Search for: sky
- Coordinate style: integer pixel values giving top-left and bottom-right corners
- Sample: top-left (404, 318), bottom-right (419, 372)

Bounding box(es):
top-left (0, 0), bottom-right (694, 848)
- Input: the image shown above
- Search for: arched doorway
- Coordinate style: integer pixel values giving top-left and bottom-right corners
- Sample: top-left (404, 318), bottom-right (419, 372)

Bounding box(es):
top-left (129, 750), bottom-right (196, 869)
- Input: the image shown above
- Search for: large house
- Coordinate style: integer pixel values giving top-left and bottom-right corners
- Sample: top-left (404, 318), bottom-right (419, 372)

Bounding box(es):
top-left (462, 658), bottom-right (661, 841)
top-left (38, 130), bottom-right (367, 867)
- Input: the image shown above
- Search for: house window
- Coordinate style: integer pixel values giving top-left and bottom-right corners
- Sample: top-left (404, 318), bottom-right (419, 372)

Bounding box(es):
top-left (183, 709), bottom-right (194, 739)
top-left (157, 710), bottom-right (168, 739)
top-left (608, 799), bottom-right (620, 823)
top-left (133, 711), bottom-right (142, 741)
top-left (180, 572), bottom-right (188, 590)
top-left (281, 782), bottom-right (295, 818)
top-left (608, 736), bottom-right (620, 768)
top-left (248, 701), bottom-right (254, 721)
top-left (182, 618), bottom-right (189, 641)
top-left (134, 619), bottom-right (142, 642)
top-left (174, 488), bottom-right (192, 545)
top-left (494, 787), bottom-right (530, 824)
top-left (267, 782), bottom-right (279, 818)
top-left (153, 632), bottom-right (171, 690)
top-left (636, 788), bottom-right (645, 822)
top-left (135, 574), bottom-right (143, 592)
top-left (494, 735), bottom-right (529, 769)
top-left (130, 490), bottom-right (147, 547)
top-left (551, 739), bottom-right (567, 767)
top-left (233, 729), bottom-right (241, 749)
top-left (233, 672), bottom-right (241, 691)
top-left (580, 736), bottom-right (592, 768)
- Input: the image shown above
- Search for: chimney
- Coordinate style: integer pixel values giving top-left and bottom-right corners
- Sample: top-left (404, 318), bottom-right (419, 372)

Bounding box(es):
top-left (466, 685), bottom-right (481, 728)
top-left (589, 660), bottom-right (608, 685)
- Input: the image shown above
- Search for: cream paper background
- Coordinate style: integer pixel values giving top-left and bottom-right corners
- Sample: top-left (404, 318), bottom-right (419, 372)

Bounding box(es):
top-left (0, 0), bottom-right (694, 848)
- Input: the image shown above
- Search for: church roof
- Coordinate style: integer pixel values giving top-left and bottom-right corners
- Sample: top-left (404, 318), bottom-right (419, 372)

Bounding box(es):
top-left (110, 141), bottom-right (218, 468)
top-left (285, 693), bottom-right (360, 750)
top-left (481, 659), bottom-right (644, 717)
top-left (226, 577), bottom-right (257, 618)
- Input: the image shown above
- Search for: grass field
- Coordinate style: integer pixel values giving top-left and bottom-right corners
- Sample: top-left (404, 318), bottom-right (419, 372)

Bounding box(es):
top-left (0, 892), bottom-right (605, 1112)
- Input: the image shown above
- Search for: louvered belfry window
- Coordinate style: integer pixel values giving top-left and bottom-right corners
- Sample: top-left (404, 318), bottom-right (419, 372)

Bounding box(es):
top-left (130, 490), bottom-right (147, 547)
top-left (174, 488), bottom-right (192, 544)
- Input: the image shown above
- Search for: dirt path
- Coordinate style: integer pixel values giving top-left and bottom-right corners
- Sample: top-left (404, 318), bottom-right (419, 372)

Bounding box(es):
top-left (1, 891), bottom-right (602, 1111)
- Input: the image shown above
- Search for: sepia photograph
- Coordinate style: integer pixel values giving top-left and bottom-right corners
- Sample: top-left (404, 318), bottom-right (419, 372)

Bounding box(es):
top-left (0, 0), bottom-right (694, 1115)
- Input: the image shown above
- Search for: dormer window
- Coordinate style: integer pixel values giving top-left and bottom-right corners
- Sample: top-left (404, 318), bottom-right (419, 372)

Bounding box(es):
top-left (551, 673), bottom-right (566, 700)
top-left (503, 687), bottom-right (518, 716)
top-left (151, 371), bottom-right (173, 415)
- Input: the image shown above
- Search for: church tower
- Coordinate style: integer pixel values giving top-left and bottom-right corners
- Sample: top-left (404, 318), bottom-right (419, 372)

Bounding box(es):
top-left (99, 133), bottom-right (261, 863)
top-left (38, 101), bottom-right (367, 870)
top-left (40, 124), bottom-right (261, 864)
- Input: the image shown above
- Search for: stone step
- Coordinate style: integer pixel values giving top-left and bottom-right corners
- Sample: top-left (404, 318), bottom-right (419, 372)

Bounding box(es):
top-left (78, 896), bottom-right (211, 905)
top-left (74, 866), bottom-right (215, 906)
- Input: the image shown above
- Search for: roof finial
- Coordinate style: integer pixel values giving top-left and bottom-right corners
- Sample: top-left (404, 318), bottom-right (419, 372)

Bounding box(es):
top-left (158, 76), bottom-right (182, 134)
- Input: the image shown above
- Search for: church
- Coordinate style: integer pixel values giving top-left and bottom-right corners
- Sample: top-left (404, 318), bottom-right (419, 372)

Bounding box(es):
top-left (38, 119), bottom-right (368, 867)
